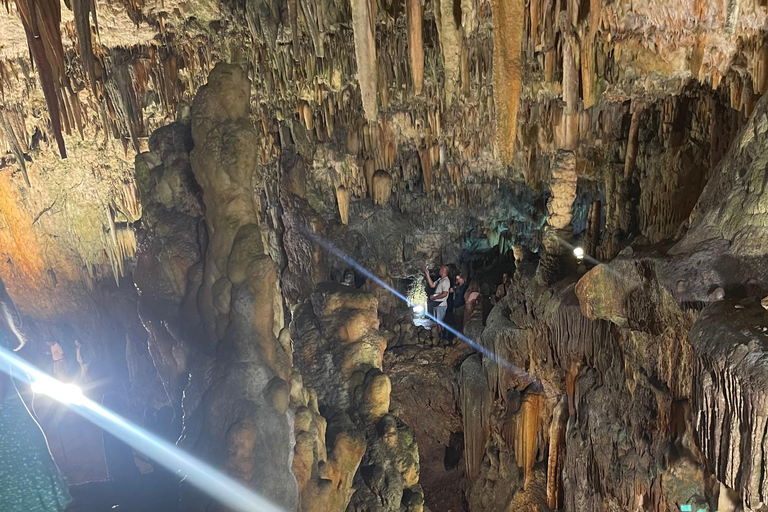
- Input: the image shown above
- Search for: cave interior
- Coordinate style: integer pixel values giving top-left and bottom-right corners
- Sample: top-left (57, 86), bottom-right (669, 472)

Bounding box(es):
top-left (1, 0), bottom-right (768, 511)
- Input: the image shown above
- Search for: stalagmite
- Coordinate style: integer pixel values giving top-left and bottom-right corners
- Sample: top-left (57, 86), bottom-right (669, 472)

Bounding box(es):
top-left (547, 397), bottom-right (568, 509)
top-left (546, 151), bottom-right (577, 229)
top-left (407, 0), bottom-right (424, 95)
top-left (372, 170), bottom-right (391, 205)
top-left (491, 0), bottom-right (525, 164)
top-left (513, 245), bottom-right (524, 267)
top-left (336, 186), bottom-right (349, 224)
top-left (351, 0), bottom-right (378, 121)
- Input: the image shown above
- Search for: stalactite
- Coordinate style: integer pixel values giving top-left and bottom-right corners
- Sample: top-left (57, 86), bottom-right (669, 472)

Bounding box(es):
top-left (435, 0), bottom-right (461, 106)
top-left (581, 37), bottom-right (597, 109)
top-left (530, 0), bottom-right (540, 47)
top-left (72, 0), bottom-right (98, 95)
top-left (726, 0), bottom-right (740, 35)
top-left (730, 77), bottom-right (742, 111)
top-left (0, 108), bottom-right (29, 186)
top-left (562, 35), bottom-right (579, 150)
top-left (336, 185), bottom-right (349, 224)
top-left (516, 388), bottom-right (542, 489)
top-left (624, 107), bottom-right (642, 180)
top-left (461, 355), bottom-right (490, 482)
top-left (364, 158), bottom-right (375, 197)
top-left (589, 0), bottom-right (600, 39)
top-left (113, 180), bottom-right (142, 223)
top-left (372, 170), bottom-right (391, 205)
top-left (461, 0), bottom-right (477, 39)
top-left (546, 397), bottom-right (567, 509)
top-left (418, 146), bottom-right (433, 194)
top-left (491, 0), bottom-right (524, 164)
top-left (69, 89), bottom-right (84, 139)
top-left (351, 0), bottom-right (378, 121)
top-left (566, 360), bottom-right (579, 416)
top-left (301, 103), bottom-right (313, 131)
top-left (407, 0), bottom-right (424, 95)
top-left (583, 200), bottom-right (601, 257)
top-left (378, 60), bottom-right (389, 111)
top-left (756, 41), bottom-right (768, 96)
top-left (300, 0), bottom-right (325, 57)
top-left (103, 211), bottom-right (137, 286)
top-left (13, 0), bottom-right (68, 158)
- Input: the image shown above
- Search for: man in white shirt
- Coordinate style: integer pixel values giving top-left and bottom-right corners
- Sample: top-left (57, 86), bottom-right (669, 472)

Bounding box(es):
top-left (426, 266), bottom-right (451, 338)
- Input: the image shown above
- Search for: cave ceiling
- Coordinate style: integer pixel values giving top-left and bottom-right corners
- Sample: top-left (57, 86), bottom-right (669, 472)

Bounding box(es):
top-left (1, 0), bottom-right (767, 315)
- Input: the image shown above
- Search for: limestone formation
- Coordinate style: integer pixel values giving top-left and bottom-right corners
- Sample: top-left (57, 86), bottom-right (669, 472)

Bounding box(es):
top-left (5, 1), bottom-right (768, 512)
top-left (183, 63), bottom-right (297, 510)
top-left (291, 283), bottom-right (423, 511)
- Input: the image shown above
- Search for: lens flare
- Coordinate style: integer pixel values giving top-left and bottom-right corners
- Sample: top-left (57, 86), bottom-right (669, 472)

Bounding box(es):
top-left (0, 347), bottom-right (288, 512)
top-left (31, 378), bottom-right (85, 405)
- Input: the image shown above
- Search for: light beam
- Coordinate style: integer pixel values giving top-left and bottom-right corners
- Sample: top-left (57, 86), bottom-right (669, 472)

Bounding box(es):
top-left (0, 347), bottom-right (288, 512)
top-left (302, 229), bottom-right (538, 385)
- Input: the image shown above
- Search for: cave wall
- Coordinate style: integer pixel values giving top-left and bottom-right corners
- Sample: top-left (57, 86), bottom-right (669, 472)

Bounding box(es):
top-left (4, 0), bottom-right (768, 511)
top-left (2, 0), bottom-right (766, 304)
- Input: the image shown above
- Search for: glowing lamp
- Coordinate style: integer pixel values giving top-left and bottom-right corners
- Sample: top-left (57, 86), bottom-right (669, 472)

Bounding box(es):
top-left (31, 378), bottom-right (85, 405)
top-left (412, 304), bottom-right (425, 315)
top-left (573, 247), bottom-right (585, 260)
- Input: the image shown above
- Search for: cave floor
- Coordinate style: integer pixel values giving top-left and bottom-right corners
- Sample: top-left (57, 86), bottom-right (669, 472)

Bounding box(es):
top-left (65, 474), bottom-right (178, 512)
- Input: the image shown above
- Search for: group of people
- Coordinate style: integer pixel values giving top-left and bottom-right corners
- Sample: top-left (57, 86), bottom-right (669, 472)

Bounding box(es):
top-left (45, 336), bottom-right (91, 384)
top-left (424, 265), bottom-right (510, 340)
top-left (0, 280), bottom-right (72, 512)
top-left (0, 276), bottom-right (182, 512)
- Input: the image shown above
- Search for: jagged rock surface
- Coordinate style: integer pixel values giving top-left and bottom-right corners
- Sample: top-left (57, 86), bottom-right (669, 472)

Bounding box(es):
top-left (291, 283), bottom-right (423, 512)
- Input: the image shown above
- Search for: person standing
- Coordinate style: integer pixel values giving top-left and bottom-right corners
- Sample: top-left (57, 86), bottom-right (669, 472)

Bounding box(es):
top-left (452, 274), bottom-right (468, 332)
top-left (425, 266), bottom-right (451, 339)
top-left (494, 273), bottom-right (510, 304)
top-left (0, 278), bottom-right (71, 512)
top-left (463, 281), bottom-right (482, 327)
top-left (74, 340), bottom-right (91, 383)
top-left (46, 340), bottom-right (67, 381)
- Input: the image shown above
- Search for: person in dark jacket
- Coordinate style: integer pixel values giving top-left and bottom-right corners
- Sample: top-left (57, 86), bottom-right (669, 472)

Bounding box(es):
top-left (452, 274), bottom-right (468, 332)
